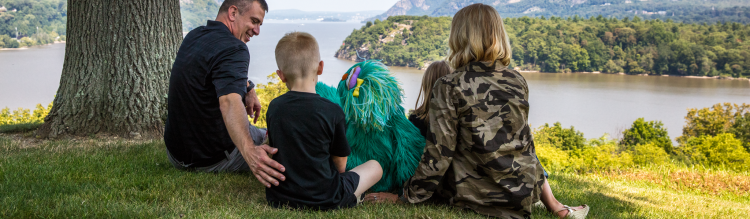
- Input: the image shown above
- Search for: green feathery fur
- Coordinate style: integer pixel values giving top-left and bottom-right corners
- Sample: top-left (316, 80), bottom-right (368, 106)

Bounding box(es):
top-left (316, 61), bottom-right (425, 193)
top-left (315, 82), bottom-right (340, 106)
top-left (336, 61), bottom-right (403, 133)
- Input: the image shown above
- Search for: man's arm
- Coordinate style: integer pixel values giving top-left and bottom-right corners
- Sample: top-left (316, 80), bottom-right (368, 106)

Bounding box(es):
top-left (331, 156), bottom-right (347, 173)
top-left (219, 93), bottom-right (285, 187)
top-left (245, 81), bottom-right (261, 123)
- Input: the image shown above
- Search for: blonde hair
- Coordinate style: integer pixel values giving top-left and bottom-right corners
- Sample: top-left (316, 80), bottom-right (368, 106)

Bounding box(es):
top-left (274, 32), bottom-right (320, 82)
top-left (414, 61), bottom-right (452, 120)
top-left (446, 3), bottom-right (512, 69)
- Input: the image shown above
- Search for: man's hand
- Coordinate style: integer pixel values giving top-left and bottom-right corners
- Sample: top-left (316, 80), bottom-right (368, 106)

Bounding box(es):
top-left (245, 88), bottom-right (262, 124)
top-left (241, 143), bottom-right (286, 188)
top-left (220, 93), bottom-right (285, 188)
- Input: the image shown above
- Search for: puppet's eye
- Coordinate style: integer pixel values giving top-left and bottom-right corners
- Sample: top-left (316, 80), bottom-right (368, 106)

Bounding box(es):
top-left (347, 67), bottom-right (361, 90)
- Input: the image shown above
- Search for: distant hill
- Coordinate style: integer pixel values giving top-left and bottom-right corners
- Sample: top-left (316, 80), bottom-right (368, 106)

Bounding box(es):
top-left (180, 0), bottom-right (221, 32)
top-left (368, 0), bottom-right (750, 24)
top-left (341, 14), bottom-right (750, 78)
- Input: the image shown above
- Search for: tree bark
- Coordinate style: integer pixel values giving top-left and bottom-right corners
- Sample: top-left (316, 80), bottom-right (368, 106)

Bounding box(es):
top-left (36, 0), bottom-right (182, 139)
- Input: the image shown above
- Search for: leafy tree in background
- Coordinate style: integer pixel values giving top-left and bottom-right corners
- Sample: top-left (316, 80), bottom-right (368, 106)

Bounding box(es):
top-left (0, 0), bottom-right (67, 38)
top-left (533, 122), bottom-right (586, 152)
top-left (620, 118), bottom-right (673, 154)
top-left (254, 73), bottom-right (289, 128)
top-left (729, 111), bottom-right (750, 151)
top-left (678, 103), bottom-right (750, 145)
top-left (179, 0), bottom-right (220, 32)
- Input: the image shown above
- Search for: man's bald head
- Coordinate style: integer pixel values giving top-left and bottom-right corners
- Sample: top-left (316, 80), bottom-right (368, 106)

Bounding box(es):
top-left (218, 0), bottom-right (268, 15)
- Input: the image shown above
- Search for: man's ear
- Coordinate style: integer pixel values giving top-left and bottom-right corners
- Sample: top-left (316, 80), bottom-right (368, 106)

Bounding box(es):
top-left (317, 61), bottom-right (324, 76)
top-left (228, 5), bottom-right (238, 22)
top-left (276, 70), bottom-right (287, 82)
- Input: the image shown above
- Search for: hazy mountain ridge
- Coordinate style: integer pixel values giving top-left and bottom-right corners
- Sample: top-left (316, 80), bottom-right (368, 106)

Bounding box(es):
top-left (369, 0), bottom-right (750, 23)
top-left (265, 9), bottom-right (384, 21)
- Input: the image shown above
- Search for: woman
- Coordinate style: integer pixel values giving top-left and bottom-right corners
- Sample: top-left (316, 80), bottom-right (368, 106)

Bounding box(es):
top-left (406, 62), bottom-right (589, 218)
top-left (366, 4), bottom-right (588, 218)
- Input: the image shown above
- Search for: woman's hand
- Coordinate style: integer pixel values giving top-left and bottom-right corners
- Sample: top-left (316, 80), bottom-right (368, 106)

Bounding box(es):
top-left (363, 192), bottom-right (400, 203)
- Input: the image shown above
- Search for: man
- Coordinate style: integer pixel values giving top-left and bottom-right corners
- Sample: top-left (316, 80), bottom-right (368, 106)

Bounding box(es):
top-left (165, 0), bottom-right (285, 188)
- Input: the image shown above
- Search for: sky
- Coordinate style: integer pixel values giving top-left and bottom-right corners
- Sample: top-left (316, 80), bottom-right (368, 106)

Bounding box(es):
top-left (267, 0), bottom-right (401, 12)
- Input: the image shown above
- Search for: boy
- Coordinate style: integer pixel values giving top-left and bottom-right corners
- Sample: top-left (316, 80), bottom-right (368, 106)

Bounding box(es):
top-left (265, 31), bottom-right (383, 210)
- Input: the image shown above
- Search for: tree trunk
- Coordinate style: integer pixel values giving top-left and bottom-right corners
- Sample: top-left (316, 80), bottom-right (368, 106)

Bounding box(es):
top-left (36, 0), bottom-right (182, 139)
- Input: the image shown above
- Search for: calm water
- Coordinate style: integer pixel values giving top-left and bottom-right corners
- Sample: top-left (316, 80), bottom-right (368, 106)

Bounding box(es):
top-left (1, 21), bottom-right (749, 140)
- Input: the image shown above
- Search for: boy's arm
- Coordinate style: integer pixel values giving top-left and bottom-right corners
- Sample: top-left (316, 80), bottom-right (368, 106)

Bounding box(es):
top-left (331, 156), bottom-right (347, 173)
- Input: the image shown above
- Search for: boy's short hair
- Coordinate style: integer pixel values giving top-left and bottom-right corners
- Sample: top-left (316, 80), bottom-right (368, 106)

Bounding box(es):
top-left (274, 32), bottom-right (320, 82)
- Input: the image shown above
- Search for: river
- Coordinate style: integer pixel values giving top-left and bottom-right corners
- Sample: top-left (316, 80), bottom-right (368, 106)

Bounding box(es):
top-left (1, 20), bottom-right (749, 141)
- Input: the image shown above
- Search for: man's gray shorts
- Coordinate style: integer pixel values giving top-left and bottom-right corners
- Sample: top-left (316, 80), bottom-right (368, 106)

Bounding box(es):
top-left (167, 125), bottom-right (266, 173)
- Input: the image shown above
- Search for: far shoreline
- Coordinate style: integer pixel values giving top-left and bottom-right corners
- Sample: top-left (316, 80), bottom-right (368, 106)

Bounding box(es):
top-left (0, 41), bottom-right (66, 51)
top-left (517, 70), bottom-right (749, 81)
top-left (335, 58), bottom-right (748, 82)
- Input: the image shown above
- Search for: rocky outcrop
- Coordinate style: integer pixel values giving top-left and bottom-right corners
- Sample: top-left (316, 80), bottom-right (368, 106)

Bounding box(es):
top-left (334, 44), bottom-right (372, 62)
top-left (367, 0), bottom-right (440, 21)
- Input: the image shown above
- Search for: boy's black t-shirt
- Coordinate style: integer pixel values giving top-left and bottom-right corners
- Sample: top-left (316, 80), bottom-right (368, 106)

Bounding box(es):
top-left (265, 91), bottom-right (352, 209)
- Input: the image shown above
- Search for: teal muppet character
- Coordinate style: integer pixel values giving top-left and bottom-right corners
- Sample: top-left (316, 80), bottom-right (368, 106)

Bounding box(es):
top-left (316, 60), bottom-right (425, 193)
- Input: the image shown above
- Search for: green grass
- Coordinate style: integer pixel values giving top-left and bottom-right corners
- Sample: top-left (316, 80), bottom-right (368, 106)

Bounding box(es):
top-left (0, 122), bottom-right (42, 133)
top-left (1, 134), bottom-right (749, 218)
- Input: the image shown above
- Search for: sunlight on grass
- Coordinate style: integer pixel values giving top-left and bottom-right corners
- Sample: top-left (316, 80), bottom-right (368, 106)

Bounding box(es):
top-left (1, 135), bottom-right (748, 218)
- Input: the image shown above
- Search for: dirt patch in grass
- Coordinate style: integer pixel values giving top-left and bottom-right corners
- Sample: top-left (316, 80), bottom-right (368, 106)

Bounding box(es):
top-left (600, 169), bottom-right (750, 196)
top-left (0, 132), bottom-right (158, 151)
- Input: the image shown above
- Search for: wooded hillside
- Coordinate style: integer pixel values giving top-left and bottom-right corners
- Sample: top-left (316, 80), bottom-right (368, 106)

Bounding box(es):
top-left (340, 15), bottom-right (750, 77)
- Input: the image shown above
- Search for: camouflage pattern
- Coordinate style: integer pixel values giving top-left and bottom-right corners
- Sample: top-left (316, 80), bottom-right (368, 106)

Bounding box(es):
top-left (402, 60), bottom-right (545, 219)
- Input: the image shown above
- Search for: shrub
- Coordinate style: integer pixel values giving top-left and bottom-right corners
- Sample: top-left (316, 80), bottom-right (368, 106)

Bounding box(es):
top-left (535, 142), bottom-right (583, 173)
top-left (0, 103), bottom-right (51, 126)
top-left (533, 122), bottom-right (586, 152)
top-left (632, 143), bottom-right (670, 166)
top-left (680, 133), bottom-right (750, 171)
top-left (253, 73), bottom-right (289, 128)
top-left (0, 103), bottom-right (52, 133)
top-left (579, 142), bottom-right (634, 172)
top-left (19, 37), bottom-right (35, 47)
top-left (620, 118), bottom-right (673, 153)
top-left (729, 112), bottom-right (750, 152)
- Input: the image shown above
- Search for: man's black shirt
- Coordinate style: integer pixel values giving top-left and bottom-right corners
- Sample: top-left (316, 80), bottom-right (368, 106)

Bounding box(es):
top-left (164, 20), bottom-right (251, 167)
top-left (265, 91), bottom-right (352, 209)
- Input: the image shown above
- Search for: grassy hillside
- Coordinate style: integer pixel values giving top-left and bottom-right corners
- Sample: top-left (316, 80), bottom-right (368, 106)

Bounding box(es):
top-left (1, 132), bottom-right (748, 218)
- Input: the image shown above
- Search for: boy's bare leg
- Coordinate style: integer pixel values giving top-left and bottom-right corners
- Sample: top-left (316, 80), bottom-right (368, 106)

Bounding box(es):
top-left (349, 160), bottom-right (383, 197)
top-left (540, 179), bottom-right (585, 218)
